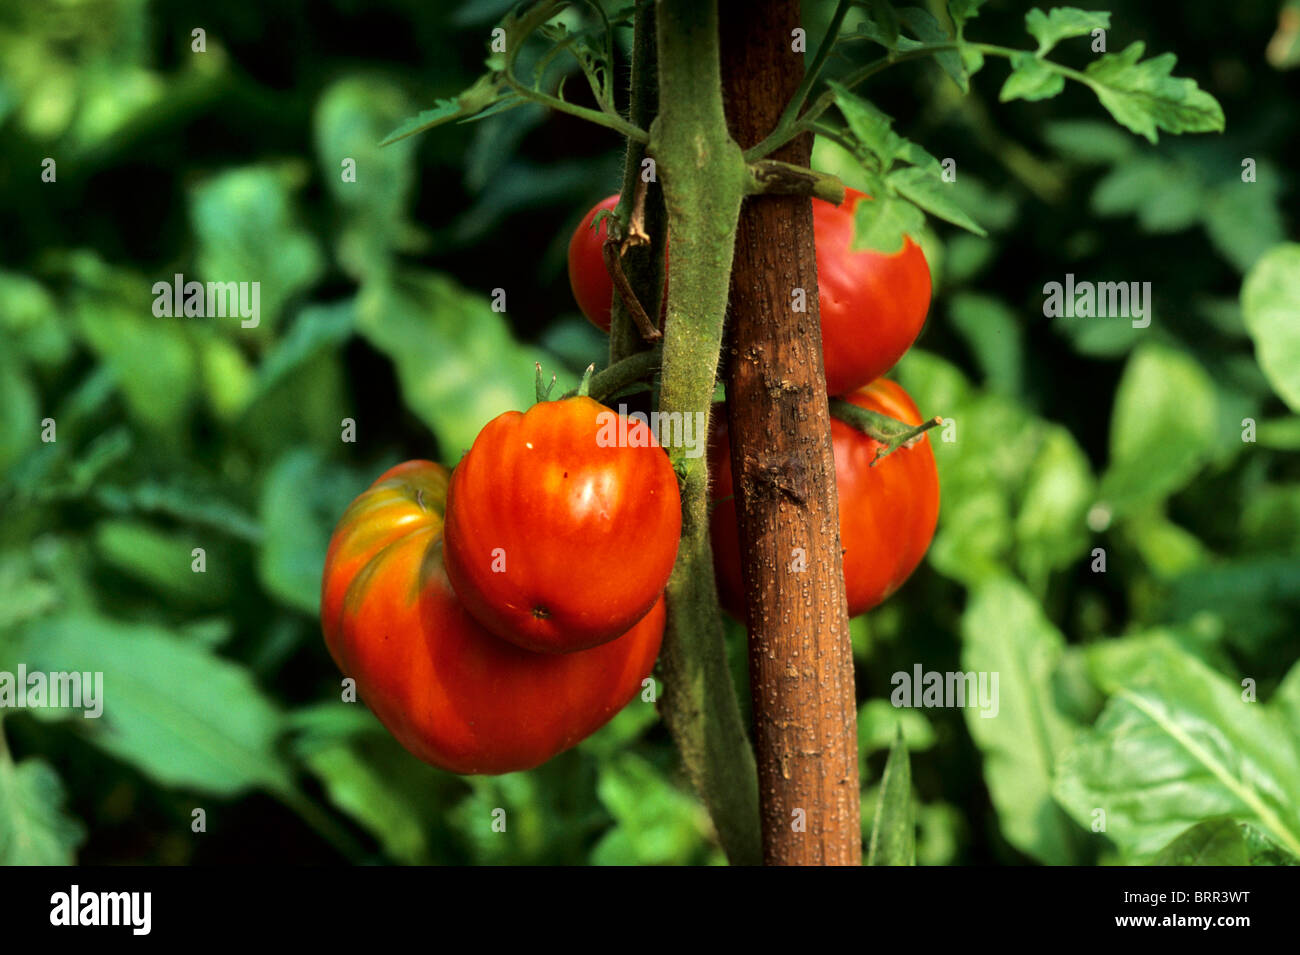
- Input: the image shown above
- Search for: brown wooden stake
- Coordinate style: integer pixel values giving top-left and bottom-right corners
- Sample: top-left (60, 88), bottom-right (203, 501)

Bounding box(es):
top-left (720, 0), bottom-right (862, 865)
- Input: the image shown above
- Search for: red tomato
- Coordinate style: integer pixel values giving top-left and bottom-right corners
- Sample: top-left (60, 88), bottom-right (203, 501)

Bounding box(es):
top-left (566, 190), bottom-right (931, 393)
top-left (443, 397), bottom-right (681, 654)
top-left (567, 195), bottom-right (621, 332)
top-left (321, 460), bottom-right (664, 775)
top-left (816, 189), bottom-right (931, 395)
top-left (709, 378), bottom-right (939, 619)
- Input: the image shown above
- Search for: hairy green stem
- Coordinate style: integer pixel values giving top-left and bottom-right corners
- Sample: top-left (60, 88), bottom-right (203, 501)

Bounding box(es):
top-left (650, 0), bottom-right (762, 866)
top-left (561, 348), bottom-right (661, 401)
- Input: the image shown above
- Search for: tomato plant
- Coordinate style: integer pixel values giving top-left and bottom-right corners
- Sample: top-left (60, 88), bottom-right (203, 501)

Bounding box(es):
top-left (321, 460), bottom-right (664, 775)
top-left (710, 377), bottom-right (938, 619)
top-left (443, 397), bottom-right (681, 654)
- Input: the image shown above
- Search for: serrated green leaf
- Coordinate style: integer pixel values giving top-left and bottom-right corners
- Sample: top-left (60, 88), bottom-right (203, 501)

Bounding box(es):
top-left (867, 728), bottom-right (915, 865)
top-left (1083, 42), bottom-right (1225, 143)
top-left (888, 166), bottom-right (987, 236)
top-left (379, 73), bottom-right (505, 146)
top-left (1241, 243), bottom-right (1300, 412)
top-left (1000, 52), bottom-right (1066, 102)
top-left (1025, 7), bottom-right (1110, 55)
top-left (947, 0), bottom-right (989, 34)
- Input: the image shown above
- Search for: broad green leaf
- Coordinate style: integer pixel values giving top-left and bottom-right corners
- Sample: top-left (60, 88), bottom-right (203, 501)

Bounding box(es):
top-left (866, 728), bottom-right (915, 865)
top-left (1241, 243), bottom-right (1300, 412)
top-left (1098, 343), bottom-right (1218, 515)
top-left (189, 165), bottom-right (325, 332)
top-left (1149, 818), bottom-right (1249, 866)
top-left (95, 519), bottom-right (237, 607)
top-left (1025, 7), bottom-right (1110, 55)
top-left (356, 270), bottom-right (555, 459)
top-left (1083, 42), bottom-right (1225, 144)
top-left (15, 614), bottom-right (293, 796)
top-left (1056, 638), bottom-right (1300, 859)
top-left (962, 576), bottom-right (1082, 864)
top-left (1000, 52), bottom-right (1065, 102)
top-left (888, 166), bottom-right (987, 236)
top-left (0, 756), bottom-right (84, 865)
top-left (258, 450), bottom-right (360, 615)
top-left (93, 480), bottom-right (262, 544)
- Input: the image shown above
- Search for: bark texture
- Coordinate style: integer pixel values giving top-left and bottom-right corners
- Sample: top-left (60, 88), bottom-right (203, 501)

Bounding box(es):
top-left (719, 0), bottom-right (862, 866)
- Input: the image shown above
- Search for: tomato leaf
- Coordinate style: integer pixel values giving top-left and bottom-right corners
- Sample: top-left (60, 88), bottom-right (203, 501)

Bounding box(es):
top-left (0, 755), bottom-right (85, 865)
top-left (1083, 42), bottom-right (1225, 143)
top-left (1024, 7), bottom-right (1110, 56)
top-left (1000, 52), bottom-right (1066, 102)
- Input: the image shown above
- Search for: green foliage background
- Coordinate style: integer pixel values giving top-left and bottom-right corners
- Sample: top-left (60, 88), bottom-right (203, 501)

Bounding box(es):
top-left (0, 0), bottom-right (1297, 865)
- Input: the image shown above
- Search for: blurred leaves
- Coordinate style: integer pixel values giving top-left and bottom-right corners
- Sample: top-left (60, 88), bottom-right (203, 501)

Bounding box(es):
top-left (0, 751), bottom-right (85, 865)
top-left (1241, 243), bottom-right (1300, 412)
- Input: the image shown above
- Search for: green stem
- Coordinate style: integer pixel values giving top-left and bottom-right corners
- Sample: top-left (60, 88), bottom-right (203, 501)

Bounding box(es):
top-left (650, 0), bottom-right (762, 866)
top-left (561, 348), bottom-right (661, 402)
top-left (829, 399), bottom-right (943, 464)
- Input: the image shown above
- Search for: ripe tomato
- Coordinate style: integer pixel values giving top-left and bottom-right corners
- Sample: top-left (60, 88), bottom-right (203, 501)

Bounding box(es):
top-left (443, 397), bottom-right (681, 654)
top-left (566, 190), bottom-right (931, 394)
top-left (567, 195), bottom-right (621, 332)
top-left (815, 189), bottom-right (931, 396)
top-left (709, 377), bottom-right (939, 619)
top-left (321, 460), bottom-right (664, 775)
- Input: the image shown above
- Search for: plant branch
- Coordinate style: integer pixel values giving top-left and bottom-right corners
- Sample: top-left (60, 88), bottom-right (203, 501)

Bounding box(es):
top-left (650, 0), bottom-right (762, 867)
top-left (559, 348), bottom-right (662, 401)
top-left (829, 399), bottom-right (943, 464)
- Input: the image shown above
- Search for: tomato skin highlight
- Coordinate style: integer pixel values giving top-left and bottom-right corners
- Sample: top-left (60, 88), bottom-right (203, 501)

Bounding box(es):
top-left (566, 190), bottom-right (930, 394)
top-left (709, 378), bottom-right (939, 619)
top-left (443, 397), bottom-right (681, 654)
top-left (321, 460), bottom-right (664, 775)
top-left (567, 195), bottom-right (621, 332)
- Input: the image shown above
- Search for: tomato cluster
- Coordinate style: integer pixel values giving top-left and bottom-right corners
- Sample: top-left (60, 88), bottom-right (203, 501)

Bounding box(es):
top-left (322, 399), bottom-right (679, 774)
top-left (568, 189), bottom-right (931, 396)
top-left (321, 188), bottom-right (939, 776)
